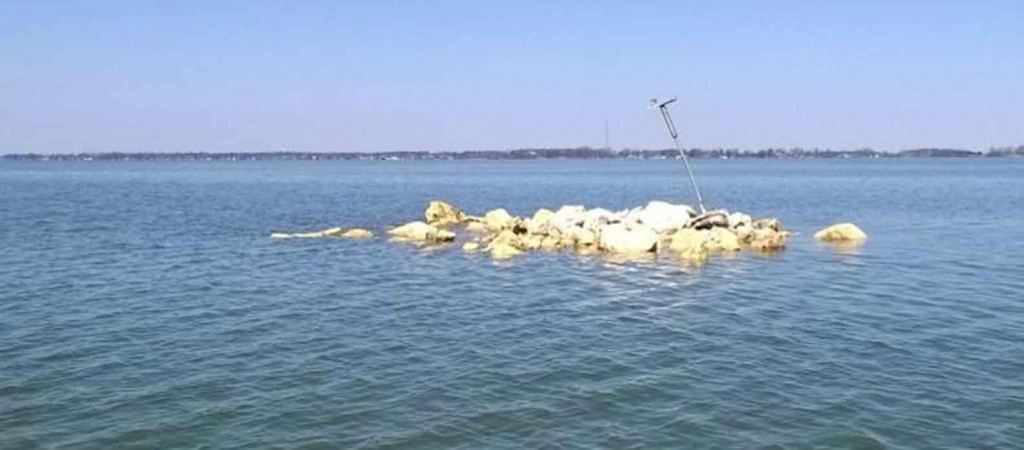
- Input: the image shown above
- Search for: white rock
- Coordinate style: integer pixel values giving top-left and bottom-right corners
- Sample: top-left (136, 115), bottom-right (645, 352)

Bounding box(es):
top-left (483, 208), bottom-right (515, 231)
top-left (814, 223), bottom-right (867, 242)
top-left (598, 223), bottom-right (660, 254)
top-left (633, 201), bottom-right (695, 234)
top-left (388, 221), bottom-right (455, 242)
top-left (550, 205), bottom-right (587, 234)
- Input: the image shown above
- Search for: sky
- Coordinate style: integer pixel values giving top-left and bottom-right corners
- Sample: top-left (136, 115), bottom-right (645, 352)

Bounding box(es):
top-left (1, 1), bottom-right (1022, 153)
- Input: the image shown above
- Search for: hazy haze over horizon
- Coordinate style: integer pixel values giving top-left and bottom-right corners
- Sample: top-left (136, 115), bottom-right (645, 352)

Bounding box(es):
top-left (2, 1), bottom-right (1022, 154)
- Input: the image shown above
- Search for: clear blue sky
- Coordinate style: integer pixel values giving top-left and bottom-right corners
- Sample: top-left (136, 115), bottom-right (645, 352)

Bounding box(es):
top-left (2, 1), bottom-right (1022, 153)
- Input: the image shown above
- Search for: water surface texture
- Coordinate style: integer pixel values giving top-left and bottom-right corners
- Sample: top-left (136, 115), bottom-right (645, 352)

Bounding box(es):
top-left (2, 159), bottom-right (1023, 448)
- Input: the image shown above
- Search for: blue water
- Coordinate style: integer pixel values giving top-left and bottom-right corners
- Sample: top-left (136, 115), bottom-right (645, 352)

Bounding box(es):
top-left (2, 159), bottom-right (1023, 448)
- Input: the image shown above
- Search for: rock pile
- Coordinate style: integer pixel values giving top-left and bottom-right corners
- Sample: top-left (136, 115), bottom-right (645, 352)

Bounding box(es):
top-left (389, 200), bottom-right (791, 261)
top-left (269, 201), bottom-right (871, 263)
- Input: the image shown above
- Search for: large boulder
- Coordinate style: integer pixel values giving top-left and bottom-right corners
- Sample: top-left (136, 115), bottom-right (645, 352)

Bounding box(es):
top-left (486, 229), bottom-right (523, 250)
top-left (814, 223), bottom-right (867, 242)
top-left (599, 223), bottom-right (660, 254)
top-left (747, 228), bottom-right (788, 251)
top-left (705, 227), bottom-right (741, 252)
top-left (632, 201), bottom-right (695, 234)
top-left (388, 221), bottom-right (455, 242)
top-left (668, 228), bottom-right (706, 253)
top-left (483, 208), bottom-right (516, 231)
top-left (424, 200), bottom-right (466, 226)
top-left (526, 208), bottom-right (555, 235)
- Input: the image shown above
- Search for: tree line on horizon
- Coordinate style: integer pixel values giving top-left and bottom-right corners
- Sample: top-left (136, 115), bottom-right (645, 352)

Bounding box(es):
top-left (4, 146), bottom-right (1020, 161)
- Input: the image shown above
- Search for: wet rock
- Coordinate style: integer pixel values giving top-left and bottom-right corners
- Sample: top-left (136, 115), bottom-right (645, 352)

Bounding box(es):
top-left (540, 235), bottom-right (562, 250)
top-left (814, 223), bottom-right (867, 242)
top-left (705, 227), bottom-right (741, 252)
top-left (489, 242), bottom-right (523, 258)
top-left (677, 246), bottom-right (710, 264)
top-left (668, 228), bottom-right (706, 253)
top-left (523, 234), bottom-right (544, 250)
top-left (462, 242), bottom-right (480, 252)
top-left (341, 228), bottom-right (374, 239)
top-left (599, 223), bottom-right (659, 254)
top-left (747, 228), bottom-right (788, 251)
top-left (388, 221), bottom-right (455, 242)
top-left (270, 227), bottom-right (345, 238)
top-left (576, 228), bottom-right (598, 247)
top-left (465, 221), bottom-right (488, 232)
top-left (486, 229), bottom-right (523, 250)
top-left (424, 200), bottom-right (466, 226)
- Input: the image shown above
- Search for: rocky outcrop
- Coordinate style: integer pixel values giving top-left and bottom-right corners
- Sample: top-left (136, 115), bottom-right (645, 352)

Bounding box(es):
top-left (301, 199), bottom-right (794, 263)
top-left (814, 223), bottom-right (867, 242)
top-left (424, 200), bottom-right (466, 226)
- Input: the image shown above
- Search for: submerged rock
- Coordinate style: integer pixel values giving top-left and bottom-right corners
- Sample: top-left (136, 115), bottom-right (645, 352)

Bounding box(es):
top-left (424, 200), bottom-right (466, 226)
top-left (489, 242), bottom-right (523, 259)
top-left (270, 227), bottom-right (348, 239)
top-left (341, 228), bottom-right (374, 239)
top-left (814, 223), bottom-right (867, 242)
top-left (388, 221), bottom-right (455, 242)
top-left (465, 220), bottom-right (488, 232)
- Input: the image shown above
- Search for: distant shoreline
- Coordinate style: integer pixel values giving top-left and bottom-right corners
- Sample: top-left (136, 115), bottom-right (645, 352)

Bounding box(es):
top-left (4, 147), bottom-right (1022, 161)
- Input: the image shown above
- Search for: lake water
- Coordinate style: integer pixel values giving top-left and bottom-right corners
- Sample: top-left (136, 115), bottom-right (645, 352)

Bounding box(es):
top-left (2, 159), bottom-right (1022, 448)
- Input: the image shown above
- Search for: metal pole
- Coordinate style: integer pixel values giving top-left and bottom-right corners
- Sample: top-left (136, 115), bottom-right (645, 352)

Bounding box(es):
top-left (653, 98), bottom-right (706, 213)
